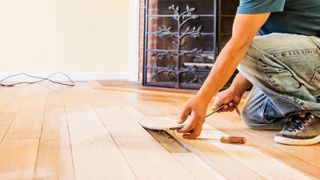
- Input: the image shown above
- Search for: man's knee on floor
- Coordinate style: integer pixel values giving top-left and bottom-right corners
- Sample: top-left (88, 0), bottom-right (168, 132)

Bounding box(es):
top-left (241, 105), bottom-right (262, 130)
top-left (241, 104), bottom-right (285, 131)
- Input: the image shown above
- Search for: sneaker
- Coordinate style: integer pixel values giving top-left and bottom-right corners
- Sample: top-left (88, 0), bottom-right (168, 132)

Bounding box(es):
top-left (274, 113), bottom-right (320, 145)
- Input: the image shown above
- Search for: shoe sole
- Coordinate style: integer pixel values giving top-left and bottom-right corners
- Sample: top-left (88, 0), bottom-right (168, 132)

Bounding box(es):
top-left (274, 135), bottom-right (320, 146)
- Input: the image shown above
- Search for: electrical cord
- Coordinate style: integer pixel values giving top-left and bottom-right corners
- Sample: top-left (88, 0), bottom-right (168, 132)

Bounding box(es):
top-left (0, 72), bottom-right (75, 87)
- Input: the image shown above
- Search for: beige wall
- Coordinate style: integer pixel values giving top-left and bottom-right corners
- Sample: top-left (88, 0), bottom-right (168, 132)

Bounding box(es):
top-left (0, 0), bottom-right (131, 73)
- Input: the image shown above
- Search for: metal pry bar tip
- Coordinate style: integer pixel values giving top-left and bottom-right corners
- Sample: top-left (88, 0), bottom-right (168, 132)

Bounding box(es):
top-left (206, 103), bottom-right (241, 118)
top-left (205, 105), bottom-right (225, 118)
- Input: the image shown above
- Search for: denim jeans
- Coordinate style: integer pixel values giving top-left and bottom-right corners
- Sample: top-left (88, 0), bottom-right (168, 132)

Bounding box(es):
top-left (237, 33), bottom-right (320, 130)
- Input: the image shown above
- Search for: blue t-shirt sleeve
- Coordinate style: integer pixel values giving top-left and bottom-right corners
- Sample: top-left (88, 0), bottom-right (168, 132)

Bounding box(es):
top-left (237, 0), bottom-right (286, 14)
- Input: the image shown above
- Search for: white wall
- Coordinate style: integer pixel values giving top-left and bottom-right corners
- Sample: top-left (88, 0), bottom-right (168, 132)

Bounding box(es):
top-left (0, 0), bottom-right (134, 80)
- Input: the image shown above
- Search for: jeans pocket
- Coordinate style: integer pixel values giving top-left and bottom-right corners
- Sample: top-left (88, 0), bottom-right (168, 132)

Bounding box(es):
top-left (310, 67), bottom-right (320, 90)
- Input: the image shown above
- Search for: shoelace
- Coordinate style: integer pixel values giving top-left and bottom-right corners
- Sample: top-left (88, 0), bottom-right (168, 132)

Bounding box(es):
top-left (284, 114), bottom-right (312, 133)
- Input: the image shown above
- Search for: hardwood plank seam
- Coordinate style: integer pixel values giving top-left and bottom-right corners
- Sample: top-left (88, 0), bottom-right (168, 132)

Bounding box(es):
top-left (0, 84), bottom-right (49, 179)
top-left (170, 153), bottom-right (215, 180)
top-left (167, 131), bottom-right (268, 180)
top-left (32, 86), bottom-right (52, 180)
top-left (61, 86), bottom-right (78, 180)
top-left (204, 115), bottom-right (320, 171)
top-left (63, 83), bottom-right (137, 179)
top-left (213, 125), bottom-right (318, 178)
top-left (171, 153), bottom-right (226, 180)
top-left (0, 89), bottom-right (27, 145)
top-left (0, 88), bottom-right (18, 112)
top-left (19, 84), bottom-right (48, 179)
top-left (80, 84), bottom-right (139, 180)
top-left (207, 139), bottom-right (312, 179)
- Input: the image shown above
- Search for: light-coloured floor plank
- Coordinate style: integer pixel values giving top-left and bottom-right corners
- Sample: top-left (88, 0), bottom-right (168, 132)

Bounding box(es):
top-left (34, 85), bottom-right (75, 180)
top-left (0, 85), bottom-right (48, 179)
top-left (147, 92), bottom-right (320, 178)
top-left (0, 87), bottom-right (20, 112)
top-left (0, 113), bottom-right (18, 143)
top-left (201, 124), bottom-right (311, 179)
top-left (0, 87), bottom-right (27, 142)
top-left (0, 139), bottom-right (39, 179)
top-left (205, 111), bottom-right (320, 179)
top-left (172, 153), bottom-right (226, 180)
top-left (62, 84), bottom-right (136, 180)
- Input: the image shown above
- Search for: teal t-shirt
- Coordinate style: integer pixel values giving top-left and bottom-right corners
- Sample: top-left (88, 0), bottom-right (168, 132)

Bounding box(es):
top-left (237, 0), bottom-right (320, 37)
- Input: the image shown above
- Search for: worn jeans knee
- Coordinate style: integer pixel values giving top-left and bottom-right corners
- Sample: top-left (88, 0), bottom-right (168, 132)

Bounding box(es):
top-left (241, 87), bottom-right (285, 130)
top-left (238, 33), bottom-right (320, 117)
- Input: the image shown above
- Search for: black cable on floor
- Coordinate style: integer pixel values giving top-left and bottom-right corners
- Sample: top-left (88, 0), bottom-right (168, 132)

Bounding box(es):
top-left (0, 72), bottom-right (75, 87)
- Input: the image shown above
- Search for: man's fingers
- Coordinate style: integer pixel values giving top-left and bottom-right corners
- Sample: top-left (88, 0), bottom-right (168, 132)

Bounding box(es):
top-left (183, 123), bottom-right (202, 139)
top-left (222, 105), bottom-right (229, 112)
top-left (212, 96), bottom-right (222, 109)
top-left (178, 114), bottom-right (199, 133)
top-left (178, 106), bottom-right (190, 124)
top-left (178, 120), bottom-right (196, 133)
top-left (228, 102), bottom-right (235, 112)
top-left (229, 107), bottom-right (235, 112)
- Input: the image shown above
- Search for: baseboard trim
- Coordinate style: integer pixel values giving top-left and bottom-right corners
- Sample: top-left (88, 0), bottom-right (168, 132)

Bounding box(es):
top-left (0, 72), bottom-right (131, 82)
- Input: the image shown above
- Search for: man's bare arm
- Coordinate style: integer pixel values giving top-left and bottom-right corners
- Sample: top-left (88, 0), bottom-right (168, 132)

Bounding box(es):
top-left (178, 13), bottom-right (271, 138)
top-left (196, 13), bottom-right (270, 104)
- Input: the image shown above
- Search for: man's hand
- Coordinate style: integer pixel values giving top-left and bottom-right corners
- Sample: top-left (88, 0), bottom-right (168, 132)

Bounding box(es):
top-left (178, 73), bottom-right (251, 139)
top-left (212, 87), bottom-right (243, 112)
top-left (213, 73), bottom-right (251, 112)
top-left (177, 95), bottom-right (209, 139)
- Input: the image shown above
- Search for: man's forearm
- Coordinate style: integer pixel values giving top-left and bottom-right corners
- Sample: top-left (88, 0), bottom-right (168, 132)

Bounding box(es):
top-left (194, 13), bottom-right (271, 106)
top-left (230, 72), bottom-right (252, 94)
top-left (196, 38), bottom-right (251, 104)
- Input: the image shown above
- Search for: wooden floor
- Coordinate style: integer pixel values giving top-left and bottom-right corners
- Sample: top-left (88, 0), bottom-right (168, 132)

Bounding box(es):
top-left (0, 81), bottom-right (319, 179)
